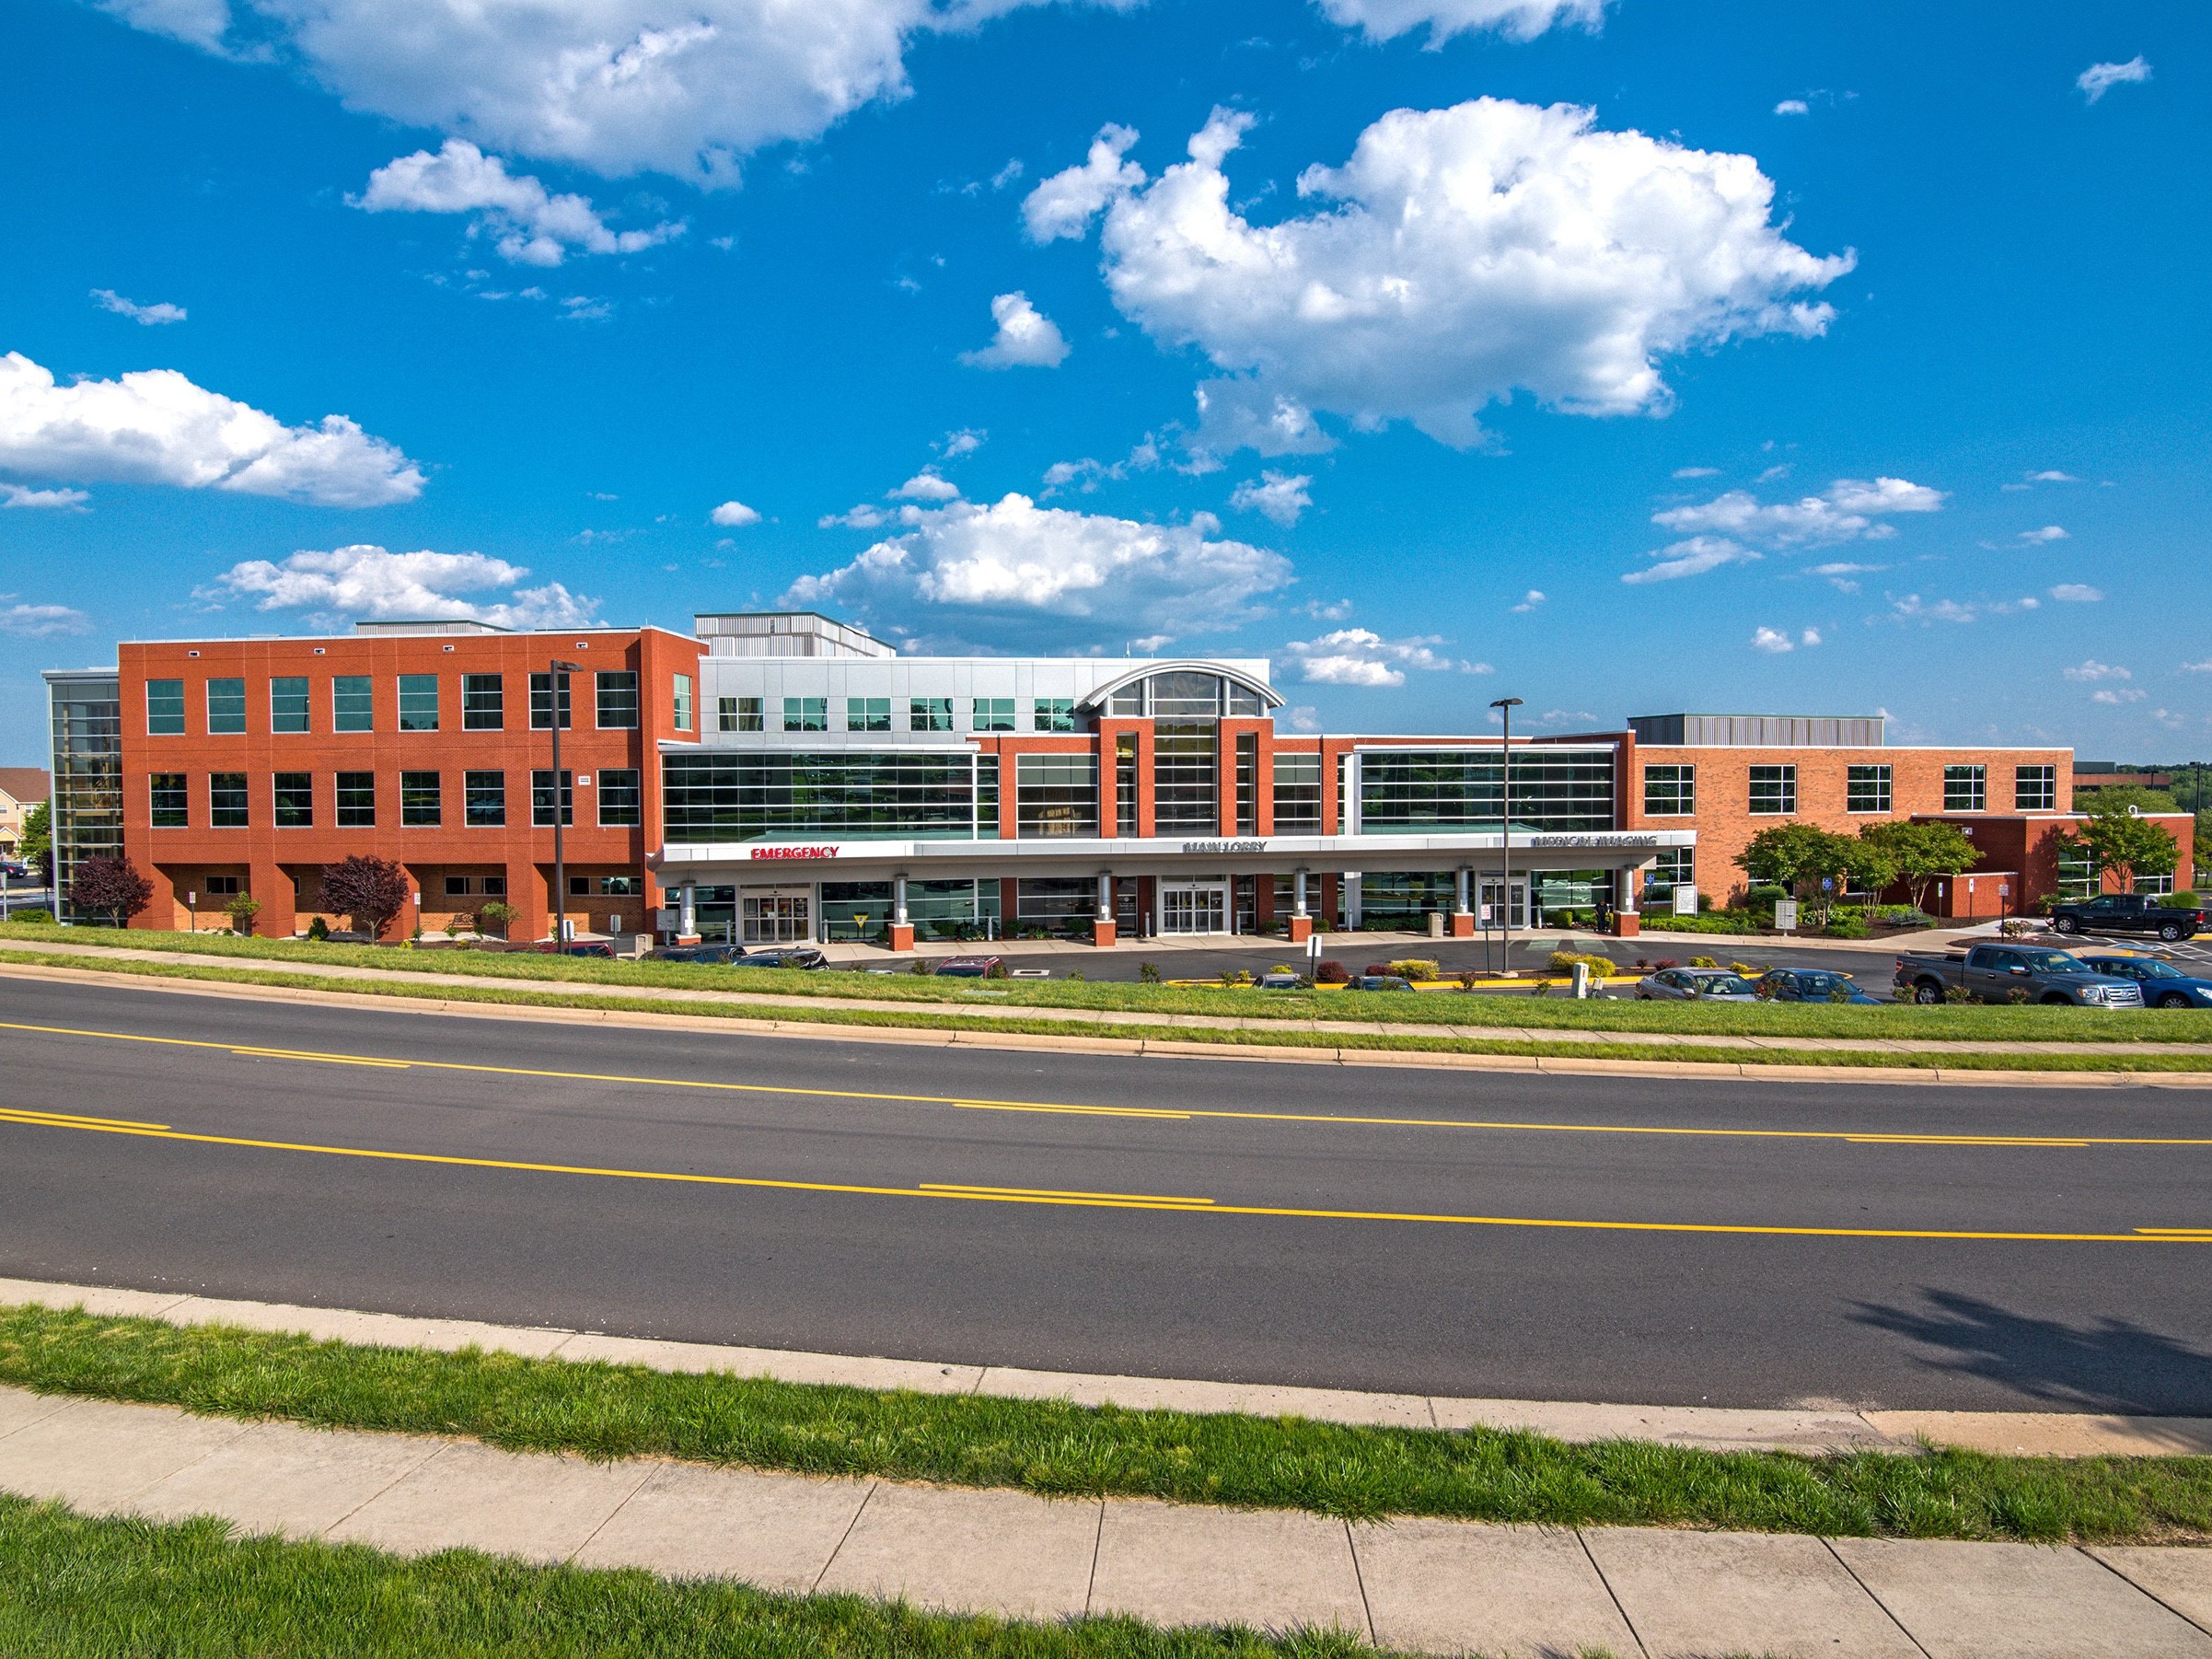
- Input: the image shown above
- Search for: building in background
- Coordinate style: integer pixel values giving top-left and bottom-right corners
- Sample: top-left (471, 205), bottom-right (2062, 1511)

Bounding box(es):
top-left (0, 767), bottom-right (49, 857)
top-left (42, 614), bottom-right (2186, 944)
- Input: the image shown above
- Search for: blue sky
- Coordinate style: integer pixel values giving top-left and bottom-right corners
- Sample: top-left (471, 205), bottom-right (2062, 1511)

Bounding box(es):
top-left (3, 0), bottom-right (2206, 760)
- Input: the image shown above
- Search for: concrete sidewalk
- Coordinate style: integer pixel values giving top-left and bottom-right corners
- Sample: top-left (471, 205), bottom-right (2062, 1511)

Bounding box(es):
top-left (11, 1276), bottom-right (2212, 1459)
top-left (5, 1382), bottom-right (2210, 1658)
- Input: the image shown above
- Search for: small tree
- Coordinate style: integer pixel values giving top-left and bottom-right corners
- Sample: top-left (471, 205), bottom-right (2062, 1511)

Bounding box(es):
top-left (70, 855), bottom-right (153, 928)
top-left (2071, 800), bottom-right (2181, 894)
top-left (18, 800), bottom-right (52, 886)
top-left (319, 855), bottom-right (410, 940)
top-left (475, 899), bottom-right (517, 939)
top-left (223, 892), bottom-right (262, 935)
top-left (1859, 821), bottom-right (1981, 914)
top-left (1735, 824), bottom-right (1850, 917)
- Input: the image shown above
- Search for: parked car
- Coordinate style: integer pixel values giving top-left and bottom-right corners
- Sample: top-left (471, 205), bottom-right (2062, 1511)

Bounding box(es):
top-left (1754, 969), bottom-right (1883, 1004)
top-left (1892, 942), bottom-right (2142, 1007)
top-left (533, 940), bottom-right (617, 958)
top-left (925, 955), bottom-right (1006, 979)
top-left (2050, 893), bottom-right (2209, 944)
top-left (0, 858), bottom-right (30, 881)
top-left (1257, 969), bottom-right (1304, 990)
top-left (1635, 967), bottom-right (1758, 1002)
top-left (730, 946), bottom-right (828, 971)
top-left (651, 942), bottom-right (749, 965)
top-left (1344, 974), bottom-right (1414, 992)
top-left (2079, 952), bottom-right (2212, 1010)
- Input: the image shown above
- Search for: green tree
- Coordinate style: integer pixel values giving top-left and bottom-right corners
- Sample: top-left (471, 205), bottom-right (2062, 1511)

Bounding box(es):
top-left (69, 855), bottom-right (153, 928)
top-left (2073, 783), bottom-right (2182, 816)
top-left (1859, 820), bottom-right (1982, 914)
top-left (1734, 824), bottom-right (1840, 897)
top-left (1836, 837), bottom-right (1901, 921)
top-left (17, 799), bottom-right (51, 884)
top-left (2070, 799), bottom-right (2182, 893)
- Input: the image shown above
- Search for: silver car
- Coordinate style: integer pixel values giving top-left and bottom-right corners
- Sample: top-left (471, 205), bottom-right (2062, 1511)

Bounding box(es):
top-left (1635, 967), bottom-right (1759, 1002)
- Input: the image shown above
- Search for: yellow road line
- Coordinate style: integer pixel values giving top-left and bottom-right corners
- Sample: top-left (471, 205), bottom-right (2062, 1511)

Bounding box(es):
top-left (2137, 1227), bottom-right (2212, 1236)
top-left (5, 1017), bottom-right (2207, 1152)
top-left (921, 1182), bottom-right (1215, 1204)
top-left (0, 1108), bottom-right (170, 1130)
top-left (0, 1109), bottom-right (2202, 1245)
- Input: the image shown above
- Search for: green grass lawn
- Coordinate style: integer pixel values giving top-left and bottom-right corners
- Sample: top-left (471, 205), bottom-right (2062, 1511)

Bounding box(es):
top-left (6, 1305), bottom-right (2211, 1546)
top-left (0, 1494), bottom-right (1401, 1659)
top-left (6, 919), bottom-right (2212, 1045)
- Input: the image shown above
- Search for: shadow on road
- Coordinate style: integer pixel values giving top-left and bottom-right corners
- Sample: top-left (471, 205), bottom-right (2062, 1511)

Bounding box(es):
top-left (1851, 1289), bottom-right (2212, 1415)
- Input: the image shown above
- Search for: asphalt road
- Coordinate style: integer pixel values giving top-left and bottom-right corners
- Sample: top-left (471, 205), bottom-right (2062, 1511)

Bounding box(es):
top-left (5, 975), bottom-right (2212, 1414)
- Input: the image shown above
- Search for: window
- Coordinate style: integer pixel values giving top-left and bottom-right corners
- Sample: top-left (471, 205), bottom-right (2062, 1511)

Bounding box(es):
top-left (398, 674), bottom-right (440, 732)
top-left (464, 771), bottom-right (505, 828)
top-left (482, 875), bottom-right (506, 896)
top-left (1943, 764), bottom-right (1987, 812)
top-left (1645, 846), bottom-right (1695, 902)
top-left (782, 697), bottom-right (828, 732)
top-left (1014, 877), bottom-right (1096, 931)
top-left (719, 696), bottom-right (763, 733)
top-left (846, 697), bottom-right (891, 733)
top-left (976, 754), bottom-right (1000, 840)
top-left (1642, 764), bottom-right (1695, 817)
top-left (1016, 754), bottom-right (1099, 837)
top-left (1153, 723), bottom-right (1219, 834)
top-left (146, 679), bottom-right (186, 736)
top-left (597, 767), bottom-right (643, 827)
top-left (570, 874), bottom-right (642, 897)
top-left (529, 672), bottom-right (573, 730)
top-left (272, 772), bottom-right (314, 828)
top-left (333, 675), bottom-right (374, 733)
top-left (1115, 733), bottom-right (1139, 835)
top-left (149, 773), bottom-right (188, 829)
top-left (662, 752), bottom-right (985, 841)
top-left (673, 673), bottom-right (694, 733)
top-left (1847, 764), bottom-right (1892, 814)
top-left (596, 670), bottom-right (639, 729)
top-left (210, 772), bottom-right (249, 829)
top-left (1150, 671), bottom-right (1222, 718)
top-left (1748, 764), bottom-right (1796, 816)
top-left (1107, 684), bottom-right (1144, 716)
top-left (400, 771), bottom-right (442, 827)
top-left (336, 771), bottom-right (376, 827)
top-left (462, 673), bottom-right (504, 731)
top-left (1033, 698), bottom-right (1076, 733)
top-left (444, 876), bottom-right (472, 898)
top-left (971, 698), bottom-right (1015, 732)
top-left (203, 875), bottom-right (240, 898)
top-left (2056, 837), bottom-right (2098, 901)
top-left (270, 677), bottom-right (310, 734)
top-left (1227, 683), bottom-right (1265, 717)
top-left (206, 678), bottom-right (247, 736)
top-left (2016, 764), bottom-right (2057, 812)
top-left (1272, 751), bottom-right (1322, 832)
top-left (1361, 751), bottom-right (1615, 832)
top-left (1234, 732), bottom-right (1257, 836)
top-left (909, 698), bottom-right (953, 732)
top-left (532, 770), bottom-right (573, 827)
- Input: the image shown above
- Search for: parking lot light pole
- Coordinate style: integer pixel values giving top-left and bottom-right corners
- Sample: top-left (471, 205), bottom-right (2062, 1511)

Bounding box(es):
top-left (1491, 697), bottom-right (1523, 972)
top-left (549, 659), bottom-right (582, 945)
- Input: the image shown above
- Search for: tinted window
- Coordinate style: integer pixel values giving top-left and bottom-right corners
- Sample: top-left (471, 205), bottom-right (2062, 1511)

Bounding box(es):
top-left (146, 679), bottom-right (186, 736)
top-left (333, 676), bottom-right (374, 733)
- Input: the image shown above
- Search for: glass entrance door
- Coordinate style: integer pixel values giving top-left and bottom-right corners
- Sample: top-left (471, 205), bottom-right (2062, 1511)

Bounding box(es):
top-left (1159, 882), bottom-right (1230, 934)
top-left (1476, 878), bottom-right (1527, 929)
top-left (740, 886), bottom-right (813, 944)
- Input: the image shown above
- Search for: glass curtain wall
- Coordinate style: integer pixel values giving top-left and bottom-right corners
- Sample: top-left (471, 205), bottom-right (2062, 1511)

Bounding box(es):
top-left (662, 752), bottom-right (981, 840)
top-left (48, 676), bottom-right (122, 919)
top-left (1152, 725), bottom-right (1218, 834)
top-left (1358, 751), bottom-right (1613, 832)
top-left (1015, 754), bottom-right (1099, 837)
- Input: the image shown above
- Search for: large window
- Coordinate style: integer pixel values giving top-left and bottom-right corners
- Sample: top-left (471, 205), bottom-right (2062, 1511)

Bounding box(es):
top-left (334, 676), bottom-right (374, 733)
top-left (1033, 698), bottom-right (1076, 733)
top-left (1153, 723), bottom-right (1219, 834)
top-left (910, 698), bottom-right (953, 733)
top-left (782, 697), bottom-right (828, 733)
top-left (598, 767), bottom-right (643, 827)
top-left (398, 674), bottom-right (439, 732)
top-left (846, 697), bottom-right (891, 733)
top-left (532, 770), bottom-right (573, 828)
top-left (210, 772), bottom-right (249, 829)
top-left (1847, 764), bottom-right (1892, 814)
top-left (462, 673), bottom-right (503, 731)
top-left (1645, 846), bottom-right (1695, 902)
top-left (1272, 751), bottom-right (1322, 832)
top-left (972, 698), bottom-right (1016, 732)
top-left (207, 678), bottom-right (246, 735)
top-left (596, 671), bottom-right (639, 729)
top-left (146, 679), bottom-right (186, 736)
top-left (1112, 671), bottom-right (1268, 720)
top-left (977, 754), bottom-right (1001, 840)
top-left (464, 771), bottom-right (505, 827)
top-left (1234, 732), bottom-right (1257, 835)
top-left (400, 771), bottom-right (442, 827)
top-left (662, 752), bottom-right (983, 841)
top-left (272, 772), bottom-right (314, 828)
top-left (149, 773), bottom-right (188, 829)
top-left (720, 696), bottom-right (764, 733)
top-left (49, 676), bottom-right (123, 913)
top-left (1360, 750), bottom-right (1614, 832)
top-left (1944, 764), bottom-right (1987, 812)
top-left (1014, 877), bottom-right (1095, 933)
top-left (270, 677), bottom-right (310, 735)
top-left (2016, 764), bottom-right (2057, 812)
top-left (2056, 837), bottom-right (2098, 901)
top-left (529, 672), bottom-right (573, 730)
top-left (1015, 754), bottom-right (1099, 838)
top-left (1748, 764), bottom-right (1796, 816)
top-left (673, 674), bottom-right (694, 733)
top-left (1642, 764), bottom-right (1695, 817)
top-left (336, 771), bottom-right (376, 827)
top-left (1115, 734), bottom-right (1139, 835)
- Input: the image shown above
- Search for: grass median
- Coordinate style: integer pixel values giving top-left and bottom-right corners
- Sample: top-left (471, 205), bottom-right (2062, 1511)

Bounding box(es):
top-left (6, 1304), bottom-right (2212, 1545)
top-left (0, 1494), bottom-right (1394, 1659)
top-left (7, 918), bottom-right (2212, 1044)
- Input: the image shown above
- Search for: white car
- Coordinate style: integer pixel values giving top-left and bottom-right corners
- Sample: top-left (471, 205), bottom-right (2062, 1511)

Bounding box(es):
top-left (1635, 967), bottom-right (1759, 1002)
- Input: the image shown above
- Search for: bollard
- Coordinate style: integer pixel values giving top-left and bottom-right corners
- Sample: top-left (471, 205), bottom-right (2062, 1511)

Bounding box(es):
top-left (1570, 961), bottom-right (1592, 999)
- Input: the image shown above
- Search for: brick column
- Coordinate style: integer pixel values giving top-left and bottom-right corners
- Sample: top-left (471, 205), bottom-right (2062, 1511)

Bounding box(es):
top-left (253, 863), bottom-right (296, 938)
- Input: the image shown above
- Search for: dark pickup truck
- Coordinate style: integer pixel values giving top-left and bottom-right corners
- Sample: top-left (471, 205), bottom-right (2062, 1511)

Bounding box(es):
top-left (1893, 942), bottom-right (2144, 1007)
top-left (2050, 893), bottom-right (2207, 943)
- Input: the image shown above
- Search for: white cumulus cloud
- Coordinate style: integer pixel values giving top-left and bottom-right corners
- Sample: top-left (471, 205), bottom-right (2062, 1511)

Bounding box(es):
top-left (1511, 589), bottom-right (1545, 611)
top-left (2092, 687), bottom-right (2147, 705)
top-left (1069, 99), bottom-right (1849, 457)
top-left (1313, 0), bottom-right (1604, 45)
top-left (1022, 123), bottom-right (1144, 241)
top-left (1751, 625), bottom-right (1821, 653)
top-left (2078, 57), bottom-right (2151, 103)
top-left (1229, 470), bottom-right (1313, 527)
top-left (2065, 659), bottom-right (2129, 682)
top-left (0, 603), bottom-right (91, 637)
top-left (710, 499), bottom-right (761, 527)
top-left (1622, 536), bottom-right (1759, 585)
top-left (0, 350), bottom-right (423, 506)
top-left (1773, 99), bottom-right (1809, 116)
top-left (783, 493), bottom-right (1291, 651)
top-left (355, 140), bottom-right (680, 265)
top-left (2049, 583), bottom-right (2102, 603)
top-left (1280, 627), bottom-right (1485, 686)
top-left (892, 469), bottom-right (963, 502)
top-left (960, 291), bottom-right (1070, 368)
top-left (2, 483), bottom-right (91, 509)
top-left (1652, 476), bottom-right (1945, 551)
top-left (203, 545), bottom-right (597, 630)
top-left (92, 288), bottom-right (187, 325)
top-left (2018, 525), bottom-right (2068, 544)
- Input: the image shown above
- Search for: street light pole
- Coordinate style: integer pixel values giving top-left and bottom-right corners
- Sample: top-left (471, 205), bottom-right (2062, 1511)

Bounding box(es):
top-left (1490, 696), bottom-right (1523, 973)
top-left (548, 658), bottom-right (581, 946)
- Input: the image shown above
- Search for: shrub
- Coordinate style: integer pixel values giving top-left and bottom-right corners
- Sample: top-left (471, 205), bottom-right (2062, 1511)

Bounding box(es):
top-left (5, 907), bottom-right (53, 924)
top-left (1654, 957), bottom-right (1680, 969)
top-left (1873, 905), bottom-right (1935, 927)
top-left (1547, 949), bottom-right (1615, 977)
top-left (1944, 983), bottom-right (1975, 1004)
top-left (1270, 964), bottom-right (1294, 976)
top-left (1138, 961), bottom-right (1161, 983)
top-left (1456, 969), bottom-right (1482, 990)
top-left (1314, 958), bottom-right (1349, 984)
top-left (1730, 961), bottom-right (1758, 976)
top-left (1689, 956), bottom-right (1720, 969)
top-left (1744, 883), bottom-right (1791, 910)
top-left (476, 899), bottom-right (517, 938)
top-left (223, 892), bottom-right (261, 935)
top-left (2174, 889), bottom-right (2201, 908)
top-left (320, 856), bottom-right (409, 941)
top-left (1219, 969), bottom-right (1255, 988)
top-left (70, 856), bottom-right (153, 928)
top-left (1824, 914), bottom-right (1871, 939)
top-left (305, 915), bottom-right (330, 942)
top-left (1387, 957), bottom-right (1440, 980)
